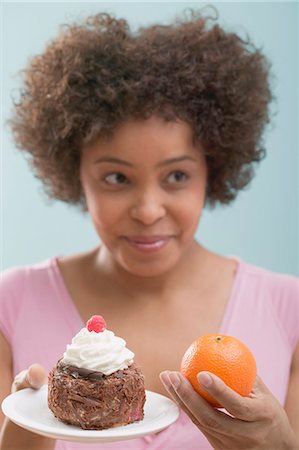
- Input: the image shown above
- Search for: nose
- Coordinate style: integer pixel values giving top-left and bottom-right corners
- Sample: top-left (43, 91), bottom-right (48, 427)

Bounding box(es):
top-left (130, 187), bottom-right (166, 225)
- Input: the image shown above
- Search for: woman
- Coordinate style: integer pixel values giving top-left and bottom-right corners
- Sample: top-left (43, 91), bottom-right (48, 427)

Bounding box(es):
top-left (1, 10), bottom-right (298, 450)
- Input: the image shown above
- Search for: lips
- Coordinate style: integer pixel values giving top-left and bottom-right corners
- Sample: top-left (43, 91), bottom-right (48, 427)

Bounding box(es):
top-left (125, 235), bottom-right (171, 243)
top-left (122, 235), bottom-right (172, 253)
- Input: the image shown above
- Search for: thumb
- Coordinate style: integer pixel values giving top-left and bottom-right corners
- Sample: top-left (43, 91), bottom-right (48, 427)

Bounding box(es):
top-left (12, 364), bottom-right (47, 393)
top-left (250, 375), bottom-right (273, 398)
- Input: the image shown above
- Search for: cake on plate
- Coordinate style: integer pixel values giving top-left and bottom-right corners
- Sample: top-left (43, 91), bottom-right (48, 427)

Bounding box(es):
top-left (48, 315), bottom-right (146, 430)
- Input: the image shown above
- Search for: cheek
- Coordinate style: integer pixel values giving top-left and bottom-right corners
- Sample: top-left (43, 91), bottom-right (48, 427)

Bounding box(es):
top-left (169, 191), bottom-right (204, 238)
top-left (183, 189), bottom-right (205, 225)
top-left (183, 194), bottom-right (204, 224)
top-left (86, 194), bottom-right (126, 231)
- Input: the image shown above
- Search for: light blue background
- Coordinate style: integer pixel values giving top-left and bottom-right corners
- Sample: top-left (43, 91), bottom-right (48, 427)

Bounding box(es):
top-left (2, 2), bottom-right (298, 275)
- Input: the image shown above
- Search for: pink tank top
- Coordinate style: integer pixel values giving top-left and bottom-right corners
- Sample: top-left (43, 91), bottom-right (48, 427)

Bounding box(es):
top-left (1, 258), bottom-right (298, 450)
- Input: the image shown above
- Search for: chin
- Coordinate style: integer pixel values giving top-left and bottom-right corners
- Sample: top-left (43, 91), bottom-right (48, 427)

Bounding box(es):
top-left (125, 265), bottom-right (173, 278)
top-left (117, 254), bottom-right (180, 278)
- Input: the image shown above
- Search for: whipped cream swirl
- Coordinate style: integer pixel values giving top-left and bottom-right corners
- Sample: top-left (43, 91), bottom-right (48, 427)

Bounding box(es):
top-left (62, 327), bottom-right (134, 375)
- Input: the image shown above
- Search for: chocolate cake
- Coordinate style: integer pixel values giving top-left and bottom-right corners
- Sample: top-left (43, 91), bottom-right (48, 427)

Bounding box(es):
top-left (48, 360), bottom-right (145, 430)
top-left (47, 315), bottom-right (146, 430)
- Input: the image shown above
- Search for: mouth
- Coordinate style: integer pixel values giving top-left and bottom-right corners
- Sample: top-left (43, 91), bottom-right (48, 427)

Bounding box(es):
top-left (121, 235), bottom-right (173, 253)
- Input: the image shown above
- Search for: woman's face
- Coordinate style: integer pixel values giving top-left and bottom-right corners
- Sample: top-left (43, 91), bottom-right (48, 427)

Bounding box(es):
top-left (80, 116), bottom-right (207, 277)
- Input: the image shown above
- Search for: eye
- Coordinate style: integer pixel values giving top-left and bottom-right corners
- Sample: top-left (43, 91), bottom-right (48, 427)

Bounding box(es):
top-left (103, 172), bottom-right (129, 185)
top-left (166, 170), bottom-right (189, 184)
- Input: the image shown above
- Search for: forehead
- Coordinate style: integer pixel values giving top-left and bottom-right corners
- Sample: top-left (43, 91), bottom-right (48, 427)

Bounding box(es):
top-left (82, 116), bottom-right (201, 159)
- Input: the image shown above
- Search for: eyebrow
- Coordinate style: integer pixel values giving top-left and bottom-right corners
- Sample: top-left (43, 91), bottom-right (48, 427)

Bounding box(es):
top-left (93, 155), bottom-right (198, 167)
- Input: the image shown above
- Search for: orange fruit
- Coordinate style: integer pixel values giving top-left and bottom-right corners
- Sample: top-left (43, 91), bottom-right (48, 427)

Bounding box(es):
top-left (180, 334), bottom-right (257, 408)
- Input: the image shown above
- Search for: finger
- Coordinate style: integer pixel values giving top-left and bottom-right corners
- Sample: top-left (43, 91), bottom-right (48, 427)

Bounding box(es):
top-left (160, 372), bottom-right (224, 446)
top-left (160, 371), bottom-right (200, 426)
top-left (251, 375), bottom-right (273, 398)
top-left (12, 364), bottom-right (46, 393)
top-left (197, 372), bottom-right (266, 421)
top-left (160, 371), bottom-right (235, 433)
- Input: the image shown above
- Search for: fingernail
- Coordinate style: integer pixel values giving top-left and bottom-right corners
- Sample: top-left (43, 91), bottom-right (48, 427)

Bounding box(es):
top-left (168, 372), bottom-right (181, 390)
top-left (160, 371), bottom-right (171, 390)
top-left (26, 371), bottom-right (33, 386)
top-left (198, 372), bottom-right (213, 388)
top-left (26, 368), bottom-right (40, 388)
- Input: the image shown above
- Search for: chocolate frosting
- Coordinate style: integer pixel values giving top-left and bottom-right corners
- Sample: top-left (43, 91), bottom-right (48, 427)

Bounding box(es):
top-left (57, 359), bottom-right (126, 380)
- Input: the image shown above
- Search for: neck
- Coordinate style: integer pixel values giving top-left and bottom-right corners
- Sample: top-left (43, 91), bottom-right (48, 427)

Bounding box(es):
top-left (94, 241), bottom-right (209, 299)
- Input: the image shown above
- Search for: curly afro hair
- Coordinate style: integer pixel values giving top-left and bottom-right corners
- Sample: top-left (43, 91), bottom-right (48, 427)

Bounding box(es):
top-left (9, 9), bottom-right (273, 208)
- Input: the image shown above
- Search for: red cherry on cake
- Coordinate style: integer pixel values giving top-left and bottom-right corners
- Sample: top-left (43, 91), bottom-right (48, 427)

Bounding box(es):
top-left (86, 315), bottom-right (107, 333)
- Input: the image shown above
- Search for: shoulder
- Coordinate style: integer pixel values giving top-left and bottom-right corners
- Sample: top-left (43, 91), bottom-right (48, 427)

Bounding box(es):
top-left (0, 258), bottom-right (58, 292)
top-left (239, 260), bottom-right (299, 297)
top-left (0, 258), bottom-right (58, 342)
top-left (238, 259), bottom-right (299, 350)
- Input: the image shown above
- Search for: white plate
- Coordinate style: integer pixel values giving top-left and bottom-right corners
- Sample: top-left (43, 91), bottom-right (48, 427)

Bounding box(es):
top-left (1, 385), bottom-right (180, 443)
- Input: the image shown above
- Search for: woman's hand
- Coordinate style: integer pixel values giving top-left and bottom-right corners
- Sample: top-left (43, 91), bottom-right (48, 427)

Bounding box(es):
top-left (160, 371), bottom-right (299, 450)
top-left (0, 364), bottom-right (55, 450)
top-left (11, 363), bottom-right (46, 393)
